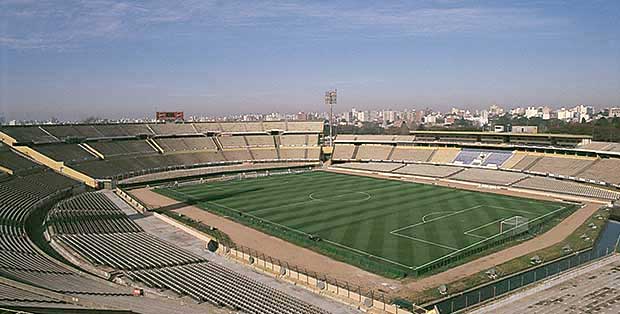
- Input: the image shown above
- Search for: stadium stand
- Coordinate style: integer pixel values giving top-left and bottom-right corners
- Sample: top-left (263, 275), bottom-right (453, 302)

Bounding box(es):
top-left (508, 154), bottom-right (541, 171)
top-left (452, 149), bottom-right (512, 166)
top-left (0, 145), bottom-right (41, 174)
top-left (218, 136), bottom-right (248, 149)
top-left (500, 152), bottom-right (526, 169)
top-left (249, 148), bottom-right (278, 160)
top-left (528, 155), bottom-right (595, 176)
top-left (429, 148), bottom-right (460, 163)
top-left (48, 192), bottom-right (330, 314)
top-left (148, 123), bottom-right (197, 135)
top-left (245, 135), bottom-right (275, 147)
top-left (280, 134), bottom-right (308, 146)
top-left (0, 150), bottom-right (129, 296)
top-left (47, 193), bottom-right (142, 235)
top-left (389, 146), bottom-right (435, 162)
top-left (0, 282), bottom-right (65, 304)
top-left (480, 150), bottom-right (513, 166)
top-left (221, 148), bottom-right (253, 161)
top-left (356, 144), bottom-right (393, 160)
top-left (394, 164), bottom-right (463, 178)
top-left (449, 168), bottom-right (529, 186)
top-left (127, 262), bottom-right (329, 314)
top-left (262, 121), bottom-right (287, 131)
top-left (354, 135), bottom-right (396, 142)
top-left (576, 158), bottom-right (620, 185)
top-left (579, 141), bottom-right (620, 153)
top-left (34, 144), bottom-right (95, 164)
top-left (0, 126), bottom-right (58, 144)
top-left (279, 148), bottom-right (306, 159)
top-left (89, 140), bottom-right (156, 158)
top-left (335, 162), bottom-right (405, 172)
top-left (193, 122), bottom-right (222, 133)
top-left (119, 162), bottom-right (317, 185)
top-left (331, 144), bottom-right (356, 160)
top-left (513, 177), bottom-right (620, 200)
top-left (155, 137), bottom-right (217, 152)
top-left (335, 135), bottom-right (357, 141)
top-left (219, 122), bottom-right (247, 133)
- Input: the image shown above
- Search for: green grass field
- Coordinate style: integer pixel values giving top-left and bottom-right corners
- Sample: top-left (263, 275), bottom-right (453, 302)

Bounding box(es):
top-left (156, 171), bottom-right (574, 275)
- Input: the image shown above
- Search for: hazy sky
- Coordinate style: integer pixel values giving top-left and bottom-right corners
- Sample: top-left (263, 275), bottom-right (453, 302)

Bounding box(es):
top-left (1, 0), bottom-right (619, 121)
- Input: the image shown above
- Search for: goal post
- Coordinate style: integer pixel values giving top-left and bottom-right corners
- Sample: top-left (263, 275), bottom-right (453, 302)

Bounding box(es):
top-left (500, 216), bottom-right (529, 235)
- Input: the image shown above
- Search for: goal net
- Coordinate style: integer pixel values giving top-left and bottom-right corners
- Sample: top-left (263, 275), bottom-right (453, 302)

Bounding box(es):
top-left (500, 216), bottom-right (529, 235)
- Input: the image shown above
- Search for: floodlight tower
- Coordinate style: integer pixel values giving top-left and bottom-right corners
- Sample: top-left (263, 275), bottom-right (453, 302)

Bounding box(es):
top-left (325, 89), bottom-right (337, 147)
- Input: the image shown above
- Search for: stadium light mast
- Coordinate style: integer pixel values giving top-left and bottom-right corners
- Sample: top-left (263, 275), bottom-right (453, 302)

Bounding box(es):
top-left (325, 89), bottom-right (337, 147)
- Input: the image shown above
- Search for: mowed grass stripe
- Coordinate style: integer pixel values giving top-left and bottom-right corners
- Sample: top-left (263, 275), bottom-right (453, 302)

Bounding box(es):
top-left (162, 171), bottom-right (571, 268)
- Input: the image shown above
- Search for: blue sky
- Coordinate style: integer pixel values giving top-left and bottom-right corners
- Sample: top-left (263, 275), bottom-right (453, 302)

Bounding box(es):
top-left (0, 0), bottom-right (619, 121)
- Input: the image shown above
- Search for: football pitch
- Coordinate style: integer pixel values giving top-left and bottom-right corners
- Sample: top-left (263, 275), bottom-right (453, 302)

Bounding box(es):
top-left (156, 171), bottom-right (573, 274)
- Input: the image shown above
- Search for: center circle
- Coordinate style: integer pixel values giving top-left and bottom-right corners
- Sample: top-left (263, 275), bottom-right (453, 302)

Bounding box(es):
top-left (308, 191), bottom-right (371, 202)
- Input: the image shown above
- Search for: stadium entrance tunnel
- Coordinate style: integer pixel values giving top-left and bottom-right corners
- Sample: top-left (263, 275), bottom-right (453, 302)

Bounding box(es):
top-left (207, 239), bottom-right (219, 252)
top-left (308, 190), bottom-right (371, 202)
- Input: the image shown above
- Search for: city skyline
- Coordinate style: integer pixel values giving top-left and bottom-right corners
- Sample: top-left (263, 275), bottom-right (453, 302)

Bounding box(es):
top-left (1, 1), bottom-right (619, 121)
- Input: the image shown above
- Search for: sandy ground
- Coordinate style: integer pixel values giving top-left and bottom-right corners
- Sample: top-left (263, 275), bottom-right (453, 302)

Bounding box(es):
top-left (130, 168), bottom-right (606, 298)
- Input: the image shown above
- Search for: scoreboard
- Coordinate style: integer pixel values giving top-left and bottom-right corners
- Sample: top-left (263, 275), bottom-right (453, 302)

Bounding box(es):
top-left (156, 111), bottom-right (184, 122)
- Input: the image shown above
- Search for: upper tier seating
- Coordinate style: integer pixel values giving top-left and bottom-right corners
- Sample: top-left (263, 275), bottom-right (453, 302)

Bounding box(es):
top-left (34, 144), bottom-right (95, 164)
top-left (0, 144), bottom-right (41, 173)
top-left (89, 140), bottom-right (156, 157)
top-left (429, 148), bottom-right (460, 163)
top-left (480, 150), bottom-right (513, 166)
top-left (356, 144), bottom-right (393, 160)
top-left (528, 156), bottom-right (594, 176)
top-left (155, 137), bottom-right (216, 152)
top-left (331, 144), bottom-right (356, 160)
top-left (280, 135), bottom-right (307, 146)
top-left (0, 126), bottom-right (58, 143)
top-left (574, 158), bottom-right (620, 185)
top-left (218, 136), bottom-right (248, 148)
top-left (389, 147), bottom-right (435, 162)
top-left (148, 124), bottom-right (197, 135)
top-left (394, 164), bottom-right (463, 178)
top-left (509, 154), bottom-right (541, 171)
top-left (245, 135), bottom-right (275, 147)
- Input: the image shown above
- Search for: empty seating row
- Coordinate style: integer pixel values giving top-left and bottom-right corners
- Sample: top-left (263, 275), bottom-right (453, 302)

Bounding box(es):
top-left (57, 232), bottom-right (206, 270)
top-left (513, 177), bottom-right (620, 200)
top-left (155, 137), bottom-right (216, 152)
top-left (335, 162), bottom-right (404, 172)
top-left (389, 147), bottom-right (435, 162)
top-left (0, 282), bottom-right (63, 303)
top-left (127, 262), bottom-right (329, 314)
top-left (118, 162), bottom-right (318, 185)
top-left (355, 144), bottom-right (393, 160)
top-left (34, 143), bottom-right (95, 164)
top-left (394, 164), bottom-right (464, 178)
top-left (332, 144), bottom-right (356, 160)
top-left (528, 156), bottom-right (594, 177)
top-left (0, 144), bottom-right (42, 173)
top-left (577, 158), bottom-right (620, 185)
top-left (89, 140), bottom-right (156, 157)
top-left (449, 168), bottom-right (529, 186)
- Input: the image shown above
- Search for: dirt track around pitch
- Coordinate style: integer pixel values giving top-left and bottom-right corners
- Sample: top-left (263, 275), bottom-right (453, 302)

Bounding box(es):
top-left (130, 169), bottom-right (604, 298)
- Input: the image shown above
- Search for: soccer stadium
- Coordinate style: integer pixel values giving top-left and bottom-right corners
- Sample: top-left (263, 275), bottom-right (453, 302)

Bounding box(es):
top-left (1, 121), bottom-right (620, 314)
